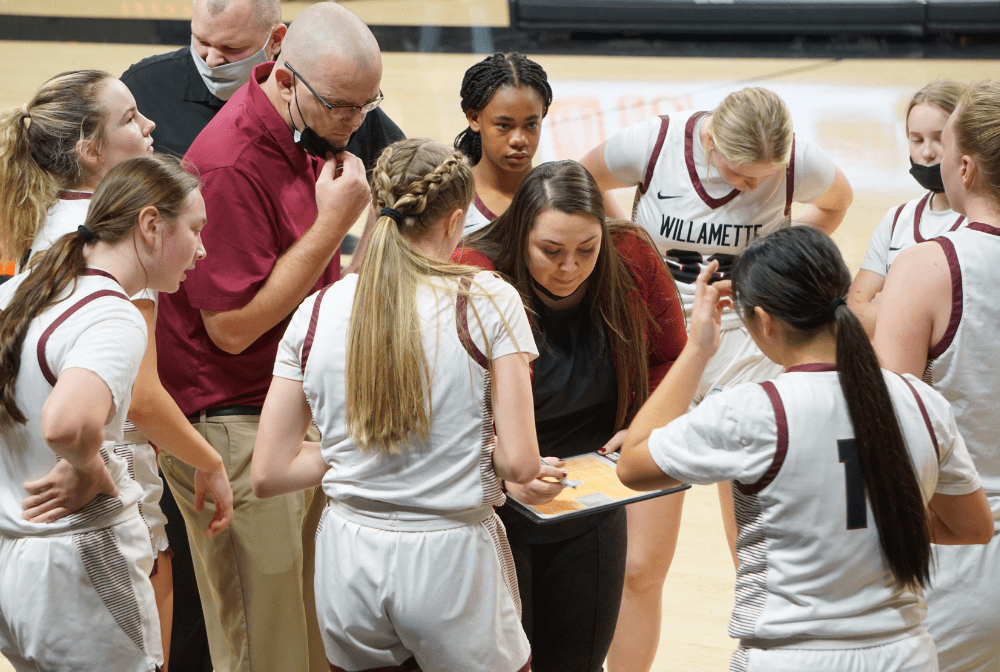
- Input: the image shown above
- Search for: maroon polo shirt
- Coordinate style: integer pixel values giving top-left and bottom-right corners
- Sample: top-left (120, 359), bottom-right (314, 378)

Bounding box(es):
top-left (157, 62), bottom-right (340, 414)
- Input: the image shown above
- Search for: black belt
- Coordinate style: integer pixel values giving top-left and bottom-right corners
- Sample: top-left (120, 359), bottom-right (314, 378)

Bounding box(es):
top-left (186, 405), bottom-right (262, 423)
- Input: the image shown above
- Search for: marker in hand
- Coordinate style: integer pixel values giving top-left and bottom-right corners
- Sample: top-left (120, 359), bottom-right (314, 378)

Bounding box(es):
top-left (541, 457), bottom-right (583, 489)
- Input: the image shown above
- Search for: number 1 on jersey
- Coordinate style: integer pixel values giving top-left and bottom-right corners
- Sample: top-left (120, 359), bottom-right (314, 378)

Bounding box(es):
top-left (838, 439), bottom-right (868, 530)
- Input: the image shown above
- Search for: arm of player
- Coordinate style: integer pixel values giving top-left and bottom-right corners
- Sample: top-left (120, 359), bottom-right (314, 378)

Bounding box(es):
top-left (847, 269), bottom-right (886, 339)
top-left (927, 488), bottom-right (994, 545)
top-left (202, 153), bottom-right (371, 354)
top-left (618, 262), bottom-right (725, 491)
top-left (873, 243), bottom-right (951, 377)
top-left (793, 167), bottom-right (853, 236)
top-left (491, 351), bottom-right (541, 485)
top-left (579, 142), bottom-right (631, 220)
top-left (251, 376), bottom-right (327, 499)
top-left (22, 368), bottom-right (120, 523)
top-left (126, 299), bottom-right (234, 538)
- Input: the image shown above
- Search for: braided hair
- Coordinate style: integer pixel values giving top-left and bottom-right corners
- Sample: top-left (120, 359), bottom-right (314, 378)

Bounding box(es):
top-left (346, 138), bottom-right (487, 454)
top-left (454, 53), bottom-right (553, 164)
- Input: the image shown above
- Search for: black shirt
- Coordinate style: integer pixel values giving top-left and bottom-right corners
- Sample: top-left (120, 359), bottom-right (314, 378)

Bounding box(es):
top-left (121, 47), bottom-right (405, 169)
top-left (500, 293), bottom-right (620, 545)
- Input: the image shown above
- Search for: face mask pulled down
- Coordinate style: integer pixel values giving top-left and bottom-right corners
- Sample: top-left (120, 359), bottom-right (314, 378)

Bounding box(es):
top-left (190, 28), bottom-right (273, 102)
top-left (288, 79), bottom-right (349, 159)
top-left (909, 158), bottom-right (946, 194)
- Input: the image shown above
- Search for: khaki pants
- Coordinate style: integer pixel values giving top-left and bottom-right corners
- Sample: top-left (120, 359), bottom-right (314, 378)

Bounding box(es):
top-left (158, 413), bottom-right (328, 672)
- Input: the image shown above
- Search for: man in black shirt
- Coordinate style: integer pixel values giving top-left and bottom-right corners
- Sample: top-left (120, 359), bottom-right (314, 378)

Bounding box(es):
top-left (121, 0), bottom-right (403, 169)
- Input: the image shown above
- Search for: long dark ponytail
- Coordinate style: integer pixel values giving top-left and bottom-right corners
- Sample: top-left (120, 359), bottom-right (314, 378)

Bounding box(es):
top-left (454, 52), bottom-right (552, 165)
top-left (731, 226), bottom-right (932, 589)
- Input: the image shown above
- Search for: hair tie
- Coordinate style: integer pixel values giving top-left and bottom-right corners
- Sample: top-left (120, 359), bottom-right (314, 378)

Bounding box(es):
top-left (380, 208), bottom-right (403, 224)
top-left (830, 297), bottom-right (847, 313)
top-left (77, 224), bottom-right (97, 242)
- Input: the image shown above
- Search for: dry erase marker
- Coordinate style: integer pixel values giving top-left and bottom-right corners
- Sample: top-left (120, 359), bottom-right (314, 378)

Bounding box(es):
top-left (540, 458), bottom-right (582, 488)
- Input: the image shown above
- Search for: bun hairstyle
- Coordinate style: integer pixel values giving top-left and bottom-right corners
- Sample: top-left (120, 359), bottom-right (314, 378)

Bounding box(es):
top-left (710, 87), bottom-right (793, 166)
top-left (0, 70), bottom-right (114, 261)
top-left (952, 80), bottom-right (1000, 204)
top-left (464, 160), bottom-right (665, 430)
top-left (0, 154), bottom-right (199, 428)
top-left (346, 138), bottom-right (486, 454)
top-left (731, 226), bottom-right (932, 589)
top-left (905, 79), bottom-right (966, 133)
top-left (454, 52), bottom-right (553, 165)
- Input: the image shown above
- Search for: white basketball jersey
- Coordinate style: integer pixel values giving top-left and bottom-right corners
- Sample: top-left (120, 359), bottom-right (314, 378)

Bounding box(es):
top-left (608, 110), bottom-right (835, 285)
top-left (463, 193), bottom-right (496, 234)
top-left (273, 271), bottom-right (537, 519)
top-left (860, 192), bottom-right (966, 277)
top-left (648, 364), bottom-right (981, 643)
top-left (927, 224), bottom-right (1000, 499)
top-left (0, 270), bottom-right (146, 536)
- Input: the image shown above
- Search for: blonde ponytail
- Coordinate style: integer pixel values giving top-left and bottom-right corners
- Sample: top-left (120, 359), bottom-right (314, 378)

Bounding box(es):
top-left (0, 70), bottom-right (112, 260)
top-left (346, 139), bottom-right (485, 453)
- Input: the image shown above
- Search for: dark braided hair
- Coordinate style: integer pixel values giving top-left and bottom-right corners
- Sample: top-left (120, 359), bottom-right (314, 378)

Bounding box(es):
top-left (454, 53), bottom-right (553, 165)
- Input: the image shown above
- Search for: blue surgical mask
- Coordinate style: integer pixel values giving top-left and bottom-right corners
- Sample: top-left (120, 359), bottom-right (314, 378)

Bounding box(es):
top-left (189, 28), bottom-right (274, 101)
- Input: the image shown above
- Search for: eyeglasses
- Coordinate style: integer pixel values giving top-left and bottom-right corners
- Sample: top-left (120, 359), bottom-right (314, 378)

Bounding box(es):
top-left (284, 61), bottom-right (383, 115)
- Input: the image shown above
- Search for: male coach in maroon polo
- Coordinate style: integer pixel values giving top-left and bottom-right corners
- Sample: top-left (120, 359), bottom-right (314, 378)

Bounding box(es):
top-left (153, 4), bottom-right (379, 671)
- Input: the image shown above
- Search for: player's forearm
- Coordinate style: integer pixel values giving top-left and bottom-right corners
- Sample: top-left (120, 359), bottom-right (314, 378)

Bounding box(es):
top-left (129, 384), bottom-right (224, 473)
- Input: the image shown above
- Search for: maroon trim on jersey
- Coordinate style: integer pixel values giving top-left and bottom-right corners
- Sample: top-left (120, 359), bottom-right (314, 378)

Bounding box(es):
top-left (638, 115), bottom-right (670, 196)
top-left (473, 193), bottom-right (499, 223)
top-left (515, 657), bottom-right (532, 672)
top-left (785, 362), bottom-right (836, 373)
top-left (911, 192), bottom-right (967, 243)
top-left (685, 112), bottom-right (739, 209)
top-left (895, 373), bottom-right (940, 459)
top-left (301, 284), bottom-right (332, 374)
top-left (889, 202), bottom-right (907, 237)
top-left (37, 289), bottom-right (130, 386)
top-left (966, 221), bottom-right (1000, 236)
top-left (928, 237), bottom-right (963, 361)
top-left (736, 381), bottom-right (788, 496)
top-left (783, 137), bottom-right (795, 218)
top-left (82, 268), bottom-right (122, 286)
top-left (329, 656), bottom-right (420, 672)
top-left (456, 277), bottom-right (489, 369)
top-left (57, 190), bottom-right (93, 201)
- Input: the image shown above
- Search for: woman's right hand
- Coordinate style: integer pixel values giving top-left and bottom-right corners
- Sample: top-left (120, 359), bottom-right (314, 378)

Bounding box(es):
top-left (689, 260), bottom-right (728, 359)
top-left (20, 452), bottom-right (119, 524)
top-left (505, 457), bottom-right (566, 505)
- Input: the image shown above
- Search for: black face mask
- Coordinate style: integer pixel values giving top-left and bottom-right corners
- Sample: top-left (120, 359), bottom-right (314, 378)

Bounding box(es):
top-left (531, 274), bottom-right (586, 302)
top-left (909, 158), bottom-right (945, 194)
top-left (288, 83), bottom-right (348, 158)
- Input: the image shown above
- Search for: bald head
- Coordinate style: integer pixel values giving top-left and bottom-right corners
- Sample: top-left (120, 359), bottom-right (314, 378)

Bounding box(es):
top-left (281, 2), bottom-right (381, 78)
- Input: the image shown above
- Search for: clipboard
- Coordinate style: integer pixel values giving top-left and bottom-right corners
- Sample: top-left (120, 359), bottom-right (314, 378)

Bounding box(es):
top-left (506, 451), bottom-right (690, 524)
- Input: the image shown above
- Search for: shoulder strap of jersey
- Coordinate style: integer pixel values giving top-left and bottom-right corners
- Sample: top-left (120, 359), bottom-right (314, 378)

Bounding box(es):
top-left (637, 115), bottom-right (671, 198)
top-left (736, 381), bottom-right (789, 495)
top-left (889, 203), bottom-right (907, 236)
top-left (893, 374), bottom-right (940, 459)
top-left (783, 136), bottom-right (796, 218)
top-left (37, 289), bottom-right (131, 387)
top-left (301, 284), bottom-right (333, 375)
top-left (456, 276), bottom-right (489, 370)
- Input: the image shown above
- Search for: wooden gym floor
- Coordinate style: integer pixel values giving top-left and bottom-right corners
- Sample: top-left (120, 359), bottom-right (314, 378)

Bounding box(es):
top-left (0, 1), bottom-right (993, 670)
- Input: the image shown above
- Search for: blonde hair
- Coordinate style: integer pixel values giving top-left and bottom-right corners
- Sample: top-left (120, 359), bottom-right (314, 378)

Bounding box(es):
top-left (346, 138), bottom-right (488, 454)
top-left (905, 79), bottom-right (966, 133)
top-left (0, 154), bottom-right (199, 428)
top-left (953, 80), bottom-right (1000, 204)
top-left (0, 70), bottom-right (113, 261)
top-left (710, 87), bottom-right (793, 165)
